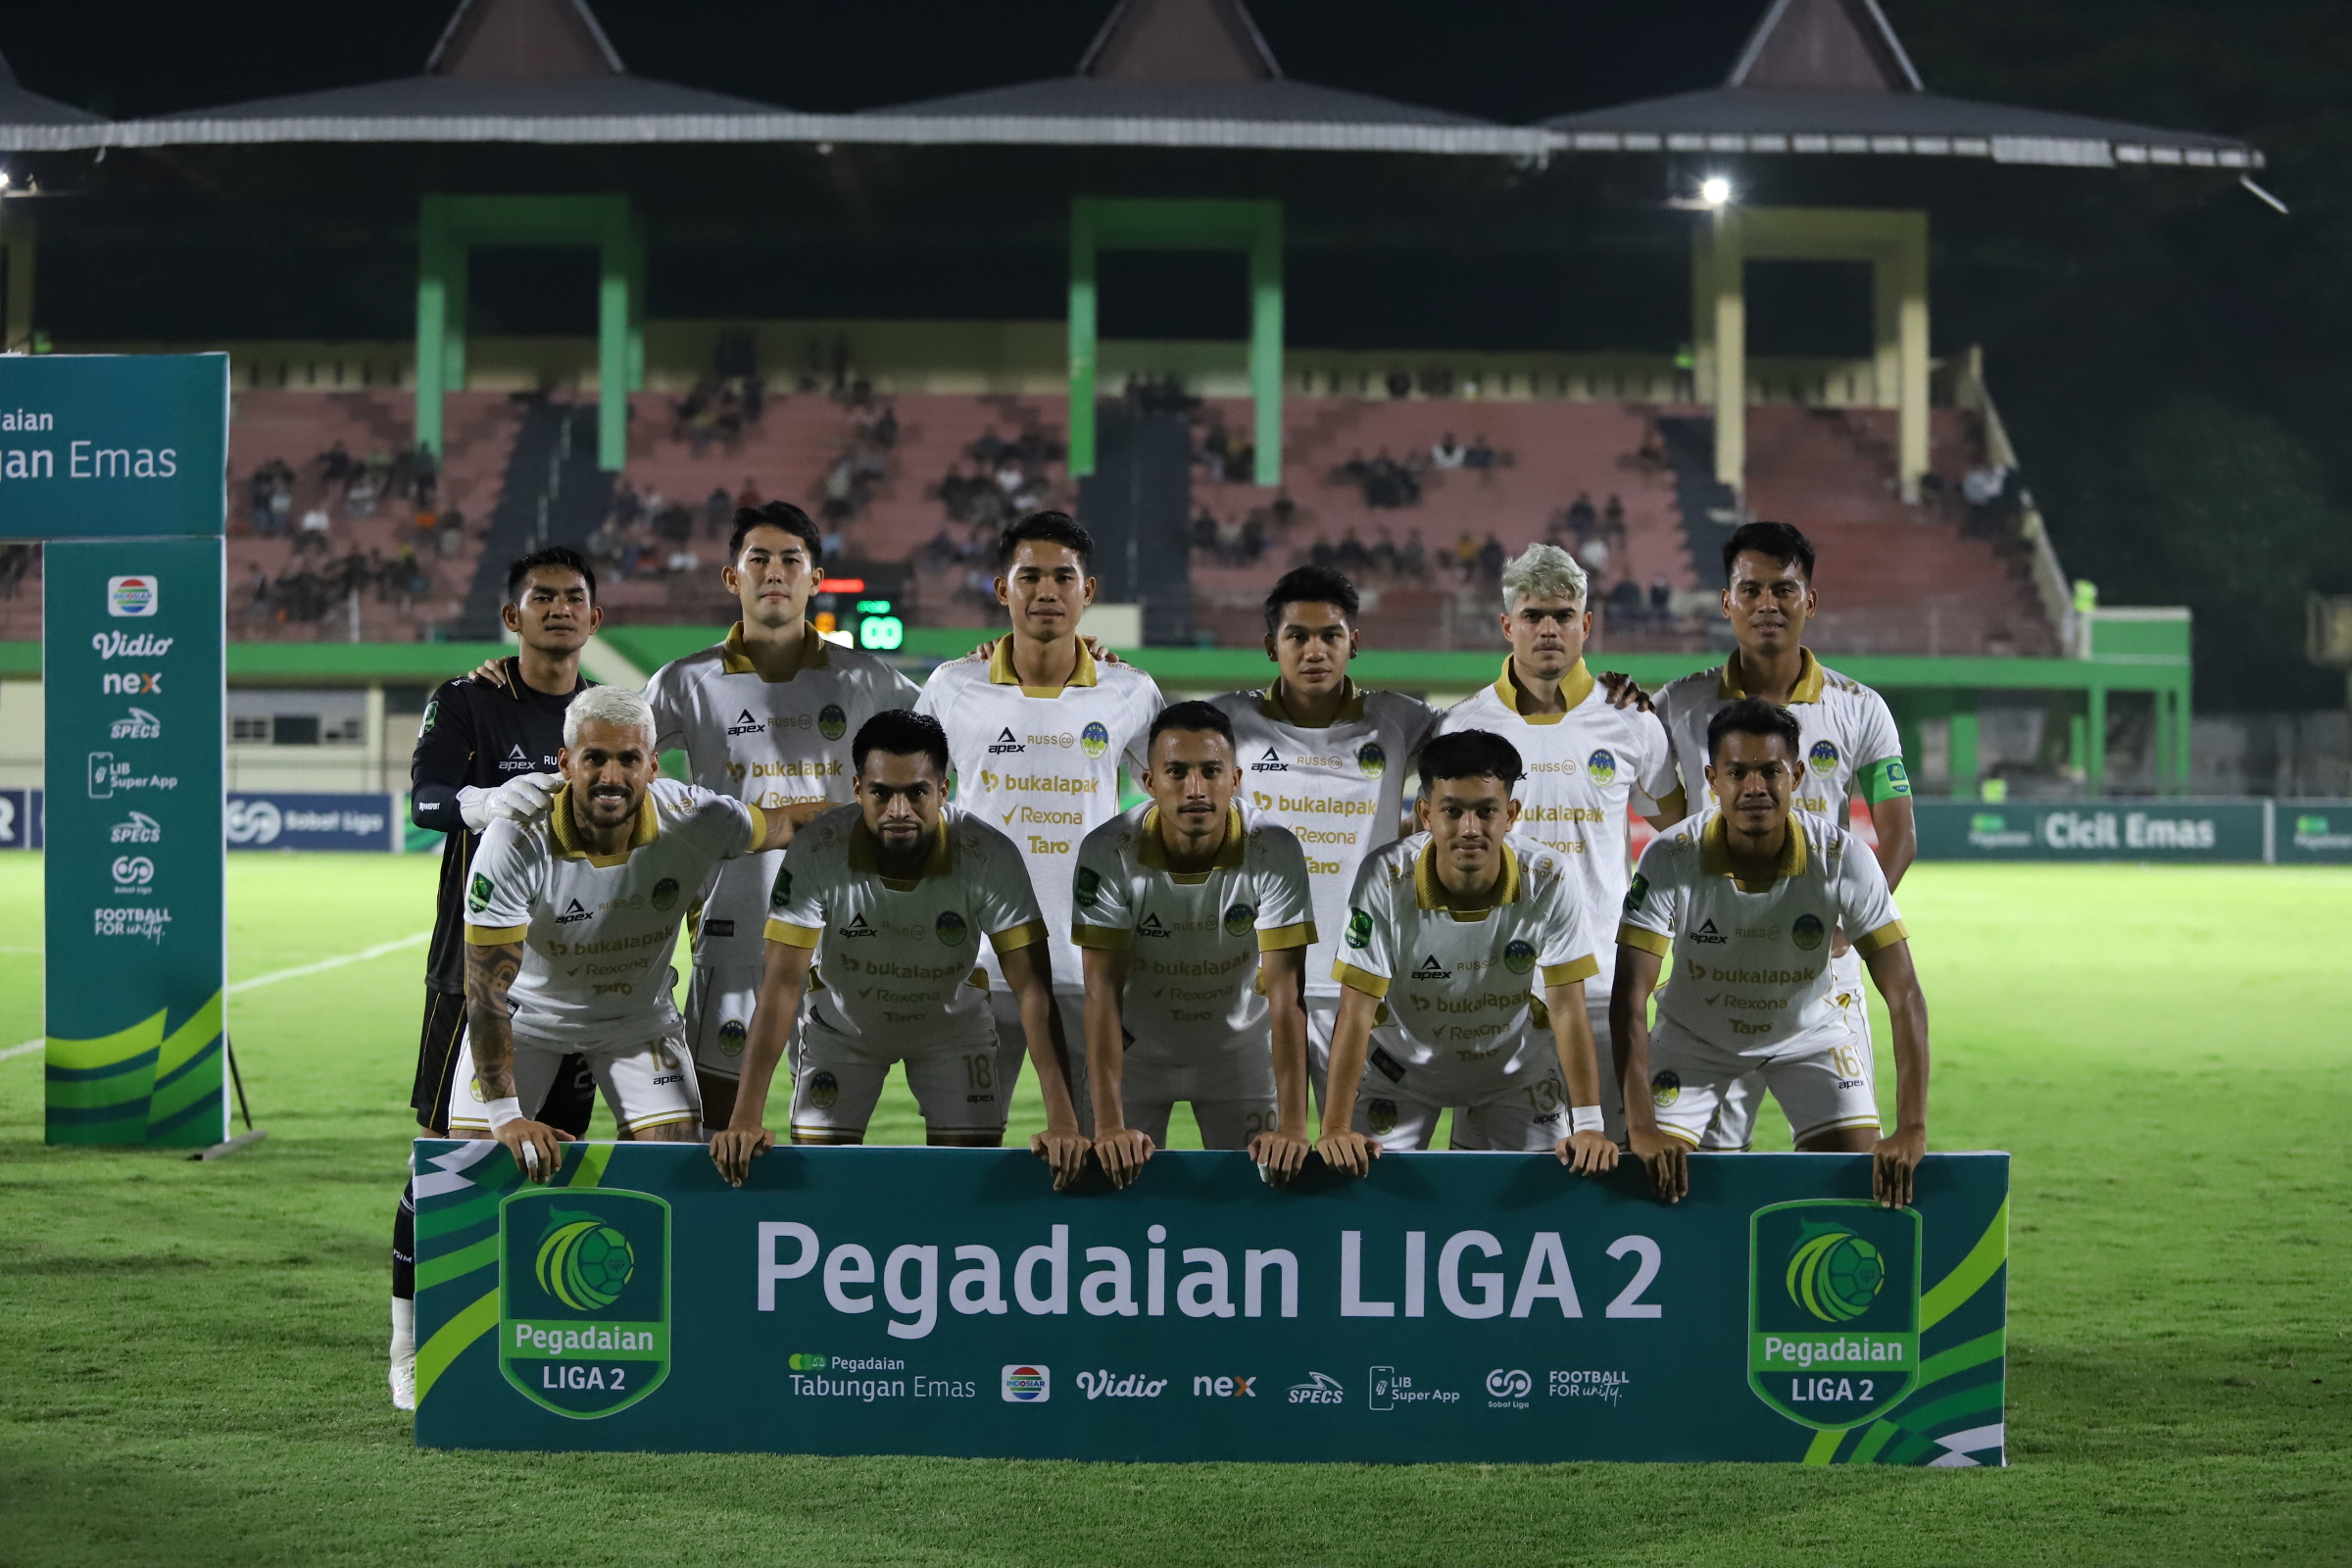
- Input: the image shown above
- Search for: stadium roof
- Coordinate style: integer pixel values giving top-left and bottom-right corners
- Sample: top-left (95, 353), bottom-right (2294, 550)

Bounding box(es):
top-left (0, 48), bottom-right (99, 127)
top-left (1543, 0), bottom-right (2263, 170)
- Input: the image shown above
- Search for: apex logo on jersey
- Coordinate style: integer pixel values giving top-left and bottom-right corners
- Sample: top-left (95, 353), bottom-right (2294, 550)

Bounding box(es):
top-left (818, 704), bottom-right (848, 741)
top-left (1251, 746), bottom-right (1289, 773)
top-left (1222, 902), bottom-right (1255, 937)
top-left (1410, 954), bottom-right (1452, 981)
top-left (652, 878), bottom-right (681, 912)
top-left (1503, 939), bottom-right (1537, 976)
top-left (1587, 748), bottom-right (1619, 787)
top-left (1357, 742), bottom-right (1386, 779)
top-left (988, 727), bottom-right (1025, 756)
top-left (1081, 721), bottom-right (1109, 760)
top-left (842, 912), bottom-right (879, 938)
top-left (1137, 911), bottom-right (1169, 939)
top-left (1748, 1200), bottom-right (1921, 1431)
top-left (557, 898), bottom-right (592, 924)
top-left (1690, 918), bottom-right (1728, 945)
top-left (1002, 1364), bottom-right (1051, 1402)
top-left (467, 872), bottom-right (495, 913)
top-left (1809, 739), bottom-right (1841, 776)
top-left (501, 743), bottom-right (532, 773)
top-left (727, 709), bottom-right (767, 738)
top-left (935, 909), bottom-right (969, 947)
top-left (1345, 908), bottom-right (1372, 949)
top-left (497, 1187), bottom-right (672, 1419)
top-left (106, 575), bottom-right (158, 616)
top-left (1792, 913), bottom-right (1826, 952)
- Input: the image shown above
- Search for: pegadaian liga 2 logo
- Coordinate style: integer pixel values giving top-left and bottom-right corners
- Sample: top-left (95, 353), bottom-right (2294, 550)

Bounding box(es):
top-left (498, 1187), bottom-right (672, 1419)
top-left (1747, 1200), bottom-right (1920, 1431)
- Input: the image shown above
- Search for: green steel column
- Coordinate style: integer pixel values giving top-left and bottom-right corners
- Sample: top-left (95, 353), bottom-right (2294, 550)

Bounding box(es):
top-left (1249, 210), bottom-right (1284, 487)
top-left (598, 229), bottom-right (630, 471)
top-left (625, 216), bottom-right (646, 393)
top-left (1068, 203), bottom-right (1099, 479)
top-left (1948, 704), bottom-right (1979, 799)
top-left (414, 199), bottom-right (449, 457)
top-left (2085, 682), bottom-right (2108, 794)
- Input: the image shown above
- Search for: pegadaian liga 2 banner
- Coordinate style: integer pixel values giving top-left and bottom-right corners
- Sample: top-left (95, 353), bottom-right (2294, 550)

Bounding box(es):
top-left (413, 1145), bottom-right (2011, 1466)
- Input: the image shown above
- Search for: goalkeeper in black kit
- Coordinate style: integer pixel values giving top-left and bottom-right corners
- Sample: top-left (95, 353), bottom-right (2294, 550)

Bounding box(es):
top-left (389, 547), bottom-right (604, 1410)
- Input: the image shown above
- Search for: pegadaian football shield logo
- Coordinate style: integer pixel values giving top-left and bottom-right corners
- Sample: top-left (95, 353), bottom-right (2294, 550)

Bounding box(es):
top-left (499, 1188), bottom-right (671, 1418)
top-left (1748, 1200), bottom-right (1920, 1431)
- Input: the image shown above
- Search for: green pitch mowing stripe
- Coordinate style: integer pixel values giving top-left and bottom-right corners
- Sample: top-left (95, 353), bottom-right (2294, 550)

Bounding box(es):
top-left (1, 858), bottom-right (2348, 1566)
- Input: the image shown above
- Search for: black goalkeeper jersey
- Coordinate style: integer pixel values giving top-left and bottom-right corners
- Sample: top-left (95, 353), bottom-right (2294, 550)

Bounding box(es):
top-left (410, 658), bottom-right (590, 993)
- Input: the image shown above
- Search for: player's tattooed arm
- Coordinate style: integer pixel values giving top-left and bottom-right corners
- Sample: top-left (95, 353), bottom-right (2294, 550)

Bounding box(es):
top-left (1859, 939), bottom-right (1930, 1209)
top-left (1544, 979), bottom-right (1619, 1178)
top-left (465, 940), bottom-right (570, 1181)
top-left (1611, 946), bottom-right (1686, 1204)
top-left (1312, 986), bottom-right (1385, 1178)
top-left (1081, 946), bottom-right (1150, 1188)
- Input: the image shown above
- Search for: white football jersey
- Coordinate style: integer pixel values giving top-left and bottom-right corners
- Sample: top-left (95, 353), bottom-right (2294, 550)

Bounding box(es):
top-left (914, 639), bottom-right (1161, 996)
top-left (465, 779), bottom-right (760, 1049)
top-left (1618, 810), bottom-right (1906, 1059)
top-left (1440, 658), bottom-right (1679, 999)
top-left (1071, 802), bottom-right (1316, 1061)
top-left (762, 803), bottom-right (1047, 1049)
top-left (1212, 681), bottom-right (1437, 1003)
top-left (644, 622), bottom-right (918, 969)
top-left (1334, 832), bottom-right (1598, 1088)
top-left (1653, 650), bottom-right (1908, 825)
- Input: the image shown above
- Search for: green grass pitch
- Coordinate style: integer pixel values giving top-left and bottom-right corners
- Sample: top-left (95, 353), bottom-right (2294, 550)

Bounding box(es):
top-left (0, 853), bottom-right (2346, 1565)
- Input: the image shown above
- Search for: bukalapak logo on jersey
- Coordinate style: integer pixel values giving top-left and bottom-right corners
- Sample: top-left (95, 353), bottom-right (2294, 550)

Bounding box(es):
top-left (727, 709), bottom-right (767, 738)
top-left (988, 727), bottom-right (1026, 756)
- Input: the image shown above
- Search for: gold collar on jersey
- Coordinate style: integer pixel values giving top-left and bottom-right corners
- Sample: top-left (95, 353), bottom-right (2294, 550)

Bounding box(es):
top-left (988, 635), bottom-right (1099, 698)
top-left (1137, 804), bottom-right (1246, 883)
top-left (1716, 647), bottom-right (1826, 705)
top-left (719, 621), bottom-right (832, 680)
top-left (1493, 656), bottom-right (1594, 726)
top-left (847, 815), bottom-right (954, 891)
top-left (548, 785), bottom-right (661, 867)
top-left (1698, 813), bottom-right (1809, 892)
top-left (1259, 678), bottom-right (1366, 727)
top-left (1413, 839), bottom-right (1523, 914)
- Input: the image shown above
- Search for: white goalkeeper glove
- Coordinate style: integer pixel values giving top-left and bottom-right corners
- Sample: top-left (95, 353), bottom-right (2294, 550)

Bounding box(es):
top-left (458, 771), bottom-right (563, 831)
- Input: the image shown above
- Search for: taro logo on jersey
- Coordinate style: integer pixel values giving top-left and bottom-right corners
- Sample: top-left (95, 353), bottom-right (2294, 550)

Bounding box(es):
top-left (467, 872), bottom-right (494, 913)
top-left (1503, 939), bottom-right (1537, 976)
top-left (1223, 903), bottom-right (1255, 938)
top-left (1809, 740), bottom-right (1841, 777)
top-left (1345, 909), bottom-right (1372, 950)
top-left (1748, 1200), bottom-right (1921, 1431)
top-left (1357, 742), bottom-right (1386, 779)
top-left (496, 1188), bottom-right (671, 1419)
top-left (1587, 748), bottom-right (1618, 787)
top-left (807, 1071), bottom-right (841, 1109)
top-left (1791, 913), bottom-right (1826, 952)
top-left (651, 878), bottom-right (681, 912)
top-left (1650, 1069), bottom-right (1681, 1107)
top-left (1081, 721), bottom-right (1109, 760)
top-left (1074, 867), bottom-right (1102, 907)
top-left (936, 910), bottom-right (970, 947)
top-left (718, 1018), bottom-right (748, 1056)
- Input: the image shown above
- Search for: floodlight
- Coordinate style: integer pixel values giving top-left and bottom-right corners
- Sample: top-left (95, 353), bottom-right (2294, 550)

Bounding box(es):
top-left (1699, 175), bottom-right (1734, 209)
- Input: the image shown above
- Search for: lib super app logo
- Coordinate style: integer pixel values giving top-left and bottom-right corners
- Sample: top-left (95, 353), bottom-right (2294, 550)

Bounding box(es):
top-left (1748, 1200), bottom-right (1920, 1431)
top-left (498, 1188), bottom-right (672, 1418)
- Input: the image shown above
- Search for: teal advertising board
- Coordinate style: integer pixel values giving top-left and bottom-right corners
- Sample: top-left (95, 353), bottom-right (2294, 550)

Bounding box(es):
top-left (414, 1145), bottom-right (2011, 1466)
top-left (2277, 802), bottom-right (2352, 865)
top-left (4, 355), bottom-right (231, 1147)
top-left (1916, 799), bottom-right (2267, 861)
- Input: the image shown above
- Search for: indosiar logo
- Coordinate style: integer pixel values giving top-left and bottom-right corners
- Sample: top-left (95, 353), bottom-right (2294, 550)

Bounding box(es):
top-left (497, 1188), bottom-right (671, 1418)
top-left (1747, 1200), bottom-right (1920, 1431)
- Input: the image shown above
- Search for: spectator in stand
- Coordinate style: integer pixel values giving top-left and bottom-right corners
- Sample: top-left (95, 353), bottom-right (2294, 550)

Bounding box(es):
top-left (296, 507), bottom-right (332, 557)
top-left (1431, 433), bottom-right (1466, 470)
top-left (1337, 528), bottom-right (1370, 573)
top-left (705, 487), bottom-right (733, 540)
top-left (1452, 531), bottom-right (1479, 579)
top-left (1637, 424), bottom-right (1667, 471)
top-left (1565, 492), bottom-right (1597, 541)
top-left (1398, 528), bottom-right (1427, 579)
top-left (1578, 533), bottom-right (1610, 583)
top-left (972, 426), bottom-right (1007, 466)
top-left (1649, 575), bottom-right (1673, 622)
top-left (1464, 434), bottom-right (1497, 472)
top-left (1191, 507), bottom-right (1218, 558)
top-left (611, 480), bottom-right (644, 530)
top-left (736, 476), bottom-right (762, 512)
top-left (0, 542), bottom-right (28, 600)
top-left (1603, 494), bottom-right (1626, 538)
top-left (1370, 527), bottom-right (1398, 577)
top-left (269, 482), bottom-right (294, 537)
top-left (1477, 533), bottom-right (1506, 582)
top-left (438, 506), bottom-right (466, 559)
top-left (1238, 511), bottom-right (1265, 564)
top-left (1608, 575), bottom-right (1642, 623)
top-left (243, 563), bottom-right (269, 625)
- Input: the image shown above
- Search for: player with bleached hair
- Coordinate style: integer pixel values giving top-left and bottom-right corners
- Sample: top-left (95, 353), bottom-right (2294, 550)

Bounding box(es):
top-left (445, 684), bottom-right (808, 1168)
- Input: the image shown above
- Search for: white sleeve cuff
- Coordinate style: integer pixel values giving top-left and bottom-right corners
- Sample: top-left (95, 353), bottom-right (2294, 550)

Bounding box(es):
top-left (1570, 1105), bottom-right (1605, 1136)
top-left (483, 1097), bottom-right (523, 1131)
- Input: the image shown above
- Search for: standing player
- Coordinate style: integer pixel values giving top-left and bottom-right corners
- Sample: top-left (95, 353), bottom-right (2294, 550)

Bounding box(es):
top-left (446, 686), bottom-right (803, 1162)
top-left (915, 512), bottom-right (1162, 1129)
top-left (710, 711), bottom-right (1090, 1186)
top-left (1439, 543), bottom-right (1685, 1143)
top-left (1210, 566), bottom-right (1437, 1110)
top-left (391, 545), bottom-right (601, 1410)
top-left (1649, 522), bottom-right (1916, 1150)
top-left (641, 502), bottom-right (918, 1130)
top-left (1073, 702), bottom-right (1316, 1186)
top-left (1612, 699), bottom-right (1929, 1207)
top-left (1312, 730), bottom-right (1618, 1177)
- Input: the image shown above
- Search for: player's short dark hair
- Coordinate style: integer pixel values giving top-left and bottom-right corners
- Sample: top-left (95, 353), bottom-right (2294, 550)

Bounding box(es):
top-left (1263, 564), bottom-right (1359, 635)
top-left (1148, 700), bottom-right (1236, 757)
top-left (507, 546), bottom-right (597, 605)
top-left (1706, 697), bottom-right (1803, 762)
top-left (1722, 520), bottom-right (1815, 583)
top-left (853, 710), bottom-right (950, 779)
top-left (730, 501), bottom-right (821, 563)
top-left (997, 509), bottom-right (1094, 566)
top-left (1416, 729), bottom-right (1524, 797)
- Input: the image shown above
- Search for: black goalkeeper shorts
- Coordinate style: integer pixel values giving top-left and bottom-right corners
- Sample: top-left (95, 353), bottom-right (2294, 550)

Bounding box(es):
top-left (410, 987), bottom-right (597, 1138)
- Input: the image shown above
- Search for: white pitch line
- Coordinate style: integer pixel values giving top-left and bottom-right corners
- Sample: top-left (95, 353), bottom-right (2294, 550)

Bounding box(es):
top-left (4, 931), bottom-right (430, 1063)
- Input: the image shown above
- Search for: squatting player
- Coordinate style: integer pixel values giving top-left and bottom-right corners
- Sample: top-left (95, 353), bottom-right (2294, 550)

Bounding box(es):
top-left (713, 710), bottom-right (1090, 1186)
top-left (1313, 730), bottom-right (1618, 1177)
top-left (1209, 566), bottom-right (1437, 1110)
top-left (642, 502), bottom-right (917, 1128)
top-left (447, 686), bottom-right (803, 1162)
top-left (915, 512), bottom-right (1162, 1129)
top-left (1614, 698), bottom-right (1930, 1207)
top-left (1650, 521), bottom-right (1916, 1151)
top-left (1073, 702), bottom-right (1317, 1187)
top-left (1440, 543), bottom-right (1684, 1143)
top-left (391, 545), bottom-right (602, 1410)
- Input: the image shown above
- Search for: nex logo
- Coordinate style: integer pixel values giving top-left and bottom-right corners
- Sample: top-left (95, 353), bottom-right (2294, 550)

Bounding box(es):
top-left (1191, 1374), bottom-right (1256, 1398)
top-left (101, 671), bottom-right (163, 695)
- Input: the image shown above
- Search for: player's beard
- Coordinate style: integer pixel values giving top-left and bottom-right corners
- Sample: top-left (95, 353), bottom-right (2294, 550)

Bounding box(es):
top-left (578, 782), bottom-right (640, 830)
top-left (873, 822), bottom-right (929, 877)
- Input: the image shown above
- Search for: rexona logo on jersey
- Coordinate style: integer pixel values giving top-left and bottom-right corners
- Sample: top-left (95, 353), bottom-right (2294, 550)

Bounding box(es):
top-left (1747, 1200), bottom-right (1920, 1432)
top-left (498, 1187), bottom-right (672, 1418)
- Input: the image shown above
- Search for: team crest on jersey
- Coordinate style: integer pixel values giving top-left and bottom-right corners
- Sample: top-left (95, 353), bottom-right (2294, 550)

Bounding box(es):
top-left (807, 1071), bottom-right (840, 1109)
top-left (936, 910), bottom-right (970, 947)
top-left (1587, 748), bottom-right (1618, 786)
top-left (1357, 742), bottom-right (1386, 779)
top-left (1503, 939), bottom-right (1537, 976)
top-left (1081, 721), bottom-right (1110, 760)
top-left (651, 878), bottom-right (681, 912)
top-left (769, 869), bottom-right (793, 909)
top-left (467, 872), bottom-right (494, 913)
top-left (1223, 903), bottom-right (1255, 937)
top-left (1345, 908), bottom-right (1372, 950)
top-left (718, 1019), bottom-right (748, 1056)
top-left (1366, 1099), bottom-right (1399, 1137)
top-left (1792, 913), bottom-right (1826, 952)
top-left (1651, 1069), bottom-right (1682, 1107)
top-left (556, 898), bottom-right (591, 925)
top-left (727, 709), bottom-right (766, 738)
top-left (818, 704), bottom-right (847, 741)
top-left (1809, 739), bottom-right (1841, 776)
top-left (1075, 867), bottom-right (1102, 906)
